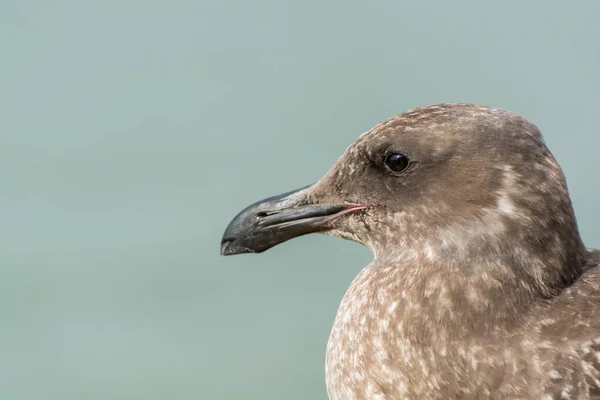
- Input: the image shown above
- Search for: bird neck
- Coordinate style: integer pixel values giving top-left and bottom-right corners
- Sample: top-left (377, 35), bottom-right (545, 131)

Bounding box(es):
top-left (360, 244), bottom-right (585, 345)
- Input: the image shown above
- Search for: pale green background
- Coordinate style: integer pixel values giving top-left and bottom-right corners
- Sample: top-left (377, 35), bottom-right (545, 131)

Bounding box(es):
top-left (1, 1), bottom-right (599, 399)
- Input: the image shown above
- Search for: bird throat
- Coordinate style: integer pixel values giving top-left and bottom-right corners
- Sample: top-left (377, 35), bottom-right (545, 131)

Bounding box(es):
top-left (334, 230), bottom-right (584, 348)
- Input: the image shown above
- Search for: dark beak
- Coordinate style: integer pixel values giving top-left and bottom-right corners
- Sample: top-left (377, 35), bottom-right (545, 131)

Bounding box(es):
top-left (220, 185), bottom-right (366, 256)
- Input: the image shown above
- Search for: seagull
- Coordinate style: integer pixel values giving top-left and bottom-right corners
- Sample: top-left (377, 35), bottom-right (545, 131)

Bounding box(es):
top-left (221, 104), bottom-right (600, 399)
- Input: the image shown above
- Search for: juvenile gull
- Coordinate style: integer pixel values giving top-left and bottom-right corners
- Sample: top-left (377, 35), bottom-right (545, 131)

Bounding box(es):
top-left (221, 104), bottom-right (600, 399)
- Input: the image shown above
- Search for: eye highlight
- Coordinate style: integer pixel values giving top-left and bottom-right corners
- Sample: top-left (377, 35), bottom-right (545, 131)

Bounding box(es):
top-left (384, 153), bottom-right (410, 173)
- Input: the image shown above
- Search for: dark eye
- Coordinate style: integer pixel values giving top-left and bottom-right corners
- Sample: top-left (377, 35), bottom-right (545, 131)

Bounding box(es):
top-left (384, 153), bottom-right (410, 173)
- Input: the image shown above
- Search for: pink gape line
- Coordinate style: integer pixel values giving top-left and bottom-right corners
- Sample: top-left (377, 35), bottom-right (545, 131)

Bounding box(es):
top-left (316, 204), bottom-right (368, 227)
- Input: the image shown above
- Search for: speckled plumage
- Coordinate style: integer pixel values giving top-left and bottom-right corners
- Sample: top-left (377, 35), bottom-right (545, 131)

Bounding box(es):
top-left (224, 104), bottom-right (600, 399)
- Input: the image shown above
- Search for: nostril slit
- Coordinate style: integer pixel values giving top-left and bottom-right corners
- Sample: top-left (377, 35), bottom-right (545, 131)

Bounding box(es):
top-left (256, 210), bottom-right (280, 219)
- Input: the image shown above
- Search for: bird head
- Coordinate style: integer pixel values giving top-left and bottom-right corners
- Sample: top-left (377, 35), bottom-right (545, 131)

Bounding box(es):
top-left (221, 104), bottom-right (584, 292)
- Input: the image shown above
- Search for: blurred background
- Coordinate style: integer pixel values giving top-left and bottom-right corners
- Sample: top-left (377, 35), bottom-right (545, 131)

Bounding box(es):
top-left (2, 1), bottom-right (599, 399)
